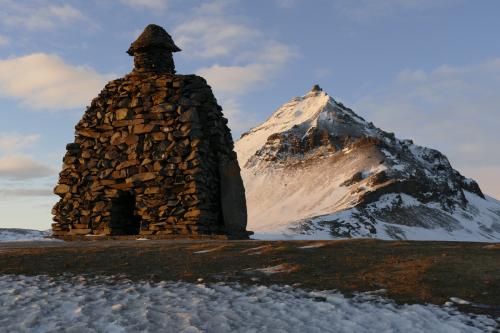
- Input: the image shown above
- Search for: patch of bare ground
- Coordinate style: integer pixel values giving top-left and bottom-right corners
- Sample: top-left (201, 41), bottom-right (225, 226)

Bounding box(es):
top-left (360, 256), bottom-right (436, 300)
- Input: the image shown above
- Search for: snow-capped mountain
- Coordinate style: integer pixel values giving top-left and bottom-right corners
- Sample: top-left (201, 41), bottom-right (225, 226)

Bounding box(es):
top-left (235, 85), bottom-right (500, 241)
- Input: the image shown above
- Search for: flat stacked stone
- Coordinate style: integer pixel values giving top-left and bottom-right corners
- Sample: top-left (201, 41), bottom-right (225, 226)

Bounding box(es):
top-left (51, 24), bottom-right (248, 239)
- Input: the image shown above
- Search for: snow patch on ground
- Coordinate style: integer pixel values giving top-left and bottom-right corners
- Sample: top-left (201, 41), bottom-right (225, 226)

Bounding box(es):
top-left (242, 245), bottom-right (269, 253)
top-left (450, 297), bottom-right (471, 305)
top-left (0, 275), bottom-right (497, 332)
top-left (0, 229), bottom-right (59, 242)
top-left (254, 263), bottom-right (298, 275)
top-left (298, 243), bottom-right (327, 249)
top-left (193, 246), bottom-right (225, 254)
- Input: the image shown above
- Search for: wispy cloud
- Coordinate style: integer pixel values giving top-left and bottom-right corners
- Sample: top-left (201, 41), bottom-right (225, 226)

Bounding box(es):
top-left (334, 0), bottom-right (462, 20)
top-left (0, 132), bottom-right (54, 195)
top-left (0, 1), bottom-right (88, 30)
top-left (0, 35), bottom-right (9, 46)
top-left (0, 133), bottom-right (40, 151)
top-left (356, 58), bottom-right (500, 198)
top-left (119, 0), bottom-right (169, 11)
top-left (0, 53), bottom-right (114, 110)
top-left (0, 155), bottom-right (55, 180)
top-left (197, 42), bottom-right (295, 96)
top-left (175, 11), bottom-right (258, 59)
top-left (46, 4), bottom-right (86, 21)
top-left (0, 188), bottom-right (53, 197)
top-left (0, 132), bottom-right (56, 182)
top-left (174, 0), bottom-right (296, 135)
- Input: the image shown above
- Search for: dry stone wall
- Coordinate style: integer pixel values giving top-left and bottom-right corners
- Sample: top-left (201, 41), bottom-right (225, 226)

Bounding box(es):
top-left (52, 70), bottom-right (248, 238)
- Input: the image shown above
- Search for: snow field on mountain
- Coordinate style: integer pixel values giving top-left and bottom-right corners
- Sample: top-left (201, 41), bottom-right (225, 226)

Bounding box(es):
top-left (0, 275), bottom-right (497, 333)
top-left (241, 133), bottom-right (387, 233)
top-left (236, 91), bottom-right (332, 166)
top-left (252, 191), bottom-right (500, 242)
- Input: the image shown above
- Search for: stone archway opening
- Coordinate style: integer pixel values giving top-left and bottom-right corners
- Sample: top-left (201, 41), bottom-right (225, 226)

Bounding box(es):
top-left (110, 191), bottom-right (141, 235)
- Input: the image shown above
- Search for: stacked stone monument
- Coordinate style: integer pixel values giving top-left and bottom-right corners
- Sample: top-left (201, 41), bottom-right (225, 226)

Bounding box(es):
top-left (51, 24), bottom-right (248, 238)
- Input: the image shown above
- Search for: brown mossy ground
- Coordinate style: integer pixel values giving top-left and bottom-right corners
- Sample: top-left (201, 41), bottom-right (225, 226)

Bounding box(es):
top-left (0, 239), bottom-right (498, 316)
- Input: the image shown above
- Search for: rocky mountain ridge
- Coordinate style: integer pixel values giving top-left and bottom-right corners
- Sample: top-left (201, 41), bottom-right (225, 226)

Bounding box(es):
top-left (235, 85), bottom-right (500, 241)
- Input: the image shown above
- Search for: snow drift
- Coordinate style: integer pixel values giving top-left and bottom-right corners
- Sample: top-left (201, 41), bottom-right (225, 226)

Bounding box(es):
top-left (0, 275), bottom-right (496, 332)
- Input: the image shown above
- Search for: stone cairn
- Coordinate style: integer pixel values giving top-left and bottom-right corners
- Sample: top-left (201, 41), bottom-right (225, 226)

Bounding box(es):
top-left (52, 24), bottom-right (249, 239)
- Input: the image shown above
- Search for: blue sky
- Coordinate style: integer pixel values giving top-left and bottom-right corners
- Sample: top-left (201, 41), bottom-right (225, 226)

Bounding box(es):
top-left (0, 0), bottom-right (499, 230)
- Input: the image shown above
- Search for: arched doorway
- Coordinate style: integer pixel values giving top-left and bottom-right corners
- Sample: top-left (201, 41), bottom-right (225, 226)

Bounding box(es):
top-left (110, 191), bottom-right (141, 235)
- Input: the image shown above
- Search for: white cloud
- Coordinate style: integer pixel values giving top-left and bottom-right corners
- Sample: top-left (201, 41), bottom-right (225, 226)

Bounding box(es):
top-left (335, 0), bottom-right (461, 20)
top-left (175, 17), bottom-right (259, 59)
top-left (47, 4), bottom-right (85, 21)
top-left (0, 188), bottom-right (53, 197)
top-left (173, 1), bottom-right (295, 136)
top-left (198, 64), bottom-right (267, 95)
top-left (198, 42), bottom-right (295, 96)
top-left (356, 58), bottom-right (500, 199)
top-left (196, 43), bottom-right (294, 136)
top-left (0, 2), bottom-right (87, 30)
top-left (0, 53), bottom-right (114, 110)
top-left (0, 35), bottom-right (9, 46)
top-left (196, 43), bottom-right (295, 136)
top-left (0, 155), bottom-right (55, 180)
top-left (0, 132), bottom-right (54, 198)
top-left (215, 98), bottom-right (259, 136)
top-left (0, 133), bottom-right (40, 151)
top-left (119, 0), bottom-right (168, 10)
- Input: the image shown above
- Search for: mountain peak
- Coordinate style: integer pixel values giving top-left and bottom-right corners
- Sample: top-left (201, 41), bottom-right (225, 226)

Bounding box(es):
top-left (234, 88), bottom-right (498, 241)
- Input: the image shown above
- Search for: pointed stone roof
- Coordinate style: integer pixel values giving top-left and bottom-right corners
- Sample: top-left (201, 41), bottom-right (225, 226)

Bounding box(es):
top-left (127, 24), bottom-right (181, 56)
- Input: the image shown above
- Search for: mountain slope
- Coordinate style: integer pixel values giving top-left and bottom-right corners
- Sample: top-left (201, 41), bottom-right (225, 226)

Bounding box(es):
top-left (235, 85), bottom-right (500, 241)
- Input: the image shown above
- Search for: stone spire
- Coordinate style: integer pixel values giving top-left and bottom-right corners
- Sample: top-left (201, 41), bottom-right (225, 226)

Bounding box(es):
top-left (127, 24), bottom-right (181, 73)
top-left (310, 84), bottom-right (322, 92)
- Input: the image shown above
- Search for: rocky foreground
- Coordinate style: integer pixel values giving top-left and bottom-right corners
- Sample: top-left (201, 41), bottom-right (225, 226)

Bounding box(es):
top-left (0, 239), bottom-right (498, 317)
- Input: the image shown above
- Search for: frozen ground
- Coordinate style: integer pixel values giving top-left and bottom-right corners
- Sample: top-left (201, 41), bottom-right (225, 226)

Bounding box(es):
top-left (0, 275), bottom-right (497, 333)
top-left (0, 229), bottom-right (58, 242)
